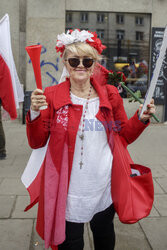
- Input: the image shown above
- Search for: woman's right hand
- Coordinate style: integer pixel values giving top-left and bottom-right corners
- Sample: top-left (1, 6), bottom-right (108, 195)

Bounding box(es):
top-left (30, 88), bottom-right (48, 112)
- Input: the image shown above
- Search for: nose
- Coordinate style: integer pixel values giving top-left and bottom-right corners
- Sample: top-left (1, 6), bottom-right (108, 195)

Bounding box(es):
top-left (78, 59), bottom-right (84, 67)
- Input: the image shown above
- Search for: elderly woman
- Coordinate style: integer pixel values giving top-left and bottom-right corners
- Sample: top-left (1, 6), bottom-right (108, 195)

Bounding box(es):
top-left (25, 30), bottom-right (155, 250)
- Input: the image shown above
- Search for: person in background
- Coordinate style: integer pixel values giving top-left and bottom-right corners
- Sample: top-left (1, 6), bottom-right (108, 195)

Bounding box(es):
top-left (0, 98), bottom-right (6, 160)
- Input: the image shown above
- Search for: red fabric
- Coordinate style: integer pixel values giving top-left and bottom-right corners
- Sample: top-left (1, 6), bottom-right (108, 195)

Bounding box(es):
top-left (51, 246), bottom-right (58, 250)
top-left (0, 55), bottom-right (17, 119)
top-left (111, 133), bottom-right (154, 223)
top-left (43, 137), bottom-right (68, 248)
top-left (24, 162), bottom-right (44, 211)
top-left (26, 78), bottom-right (150, 248)
top-left (36, 159), bottom-right (45, 240)
top-left (93, 63), bottom-right (109, 85)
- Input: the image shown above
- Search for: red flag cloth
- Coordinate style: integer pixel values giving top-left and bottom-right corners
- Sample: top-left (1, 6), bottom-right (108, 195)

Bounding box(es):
top-left (0, 55), bottom-right (17, 119)
top-left (0, 14), bottom-right (24, 119)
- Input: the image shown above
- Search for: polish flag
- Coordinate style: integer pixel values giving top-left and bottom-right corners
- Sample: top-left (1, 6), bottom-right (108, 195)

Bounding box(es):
top-left (21, 140), bottom-right (49, 211)
top-left (21, 138), bottom-right (60, 250)
top-left (0, 14), bottom-right (24, 119)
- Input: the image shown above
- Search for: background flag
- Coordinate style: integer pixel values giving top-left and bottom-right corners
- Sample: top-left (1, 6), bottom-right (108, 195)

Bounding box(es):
top-left (0, 13), bottom-right (24, 119)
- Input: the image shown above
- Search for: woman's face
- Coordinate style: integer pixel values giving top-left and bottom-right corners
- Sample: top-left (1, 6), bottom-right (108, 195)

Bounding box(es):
top-left (64, 52), bottom-right (95, 83)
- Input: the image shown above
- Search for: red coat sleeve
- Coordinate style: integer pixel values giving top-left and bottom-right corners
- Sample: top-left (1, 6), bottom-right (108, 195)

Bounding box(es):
top-left (26, 87), bottom-right (53, 149)
top-left (108, 85), bottom-right (150, 144)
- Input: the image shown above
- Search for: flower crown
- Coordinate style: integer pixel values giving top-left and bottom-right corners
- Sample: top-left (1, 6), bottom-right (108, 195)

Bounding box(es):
top-left (56, 29), bottom-right (106, 57)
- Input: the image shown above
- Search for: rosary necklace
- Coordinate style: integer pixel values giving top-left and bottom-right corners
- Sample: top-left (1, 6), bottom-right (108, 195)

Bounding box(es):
top-left (70, 84), bottom-right (92, 169)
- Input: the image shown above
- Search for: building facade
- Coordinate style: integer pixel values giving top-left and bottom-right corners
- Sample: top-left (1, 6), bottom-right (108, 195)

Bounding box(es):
top-left (0, 0), bottom-right (166, 121)
top-left (66, 11), bottom-right (151, 67)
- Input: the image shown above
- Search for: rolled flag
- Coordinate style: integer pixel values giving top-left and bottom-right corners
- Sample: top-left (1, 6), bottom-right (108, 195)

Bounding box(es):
top-left (0, 14), bottom-right (24, 119)
top-left (140, 25), bottom-right (167, 118)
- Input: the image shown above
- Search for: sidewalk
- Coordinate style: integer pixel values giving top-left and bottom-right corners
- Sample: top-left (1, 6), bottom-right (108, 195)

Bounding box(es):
top-left (0, 119), bottom-right (167, 250)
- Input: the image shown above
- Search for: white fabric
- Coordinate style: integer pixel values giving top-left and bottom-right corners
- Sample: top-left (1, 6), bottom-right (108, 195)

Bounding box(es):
top-left (131, 168), bottom-right (141, 176)
top-left (0, 14), bottom-right (24, 108)
top-left (66, 93), bottom-right (113, 223)
top-left (30, 109), bottom-right (40, 121)
top-left (21, 138), bottom-right (49, 188)
top-left (21, 109), bottom-right (46, 188)
top-left (56, 29), bottom-right (94, 48)
top-left (58, 66), bottom-right (69, 84)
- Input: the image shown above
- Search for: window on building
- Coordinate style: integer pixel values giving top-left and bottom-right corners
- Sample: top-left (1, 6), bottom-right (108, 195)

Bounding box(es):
top-left (135, 16), bottom-right (144, 25)
top-left (80, 13), bottom-right (88, 23)
top-left (97, 13), bottom-right (105, 23)
top-left (66, 13), bottom-right (72, 23)
top-left (136, 31), bottom-right (144, 41)
top-left (97, 29), bottom-right (105, 39)
top-left (116, 30), bottom-right (125, 40)
top-left (116, 14), bottom-right (124, 24)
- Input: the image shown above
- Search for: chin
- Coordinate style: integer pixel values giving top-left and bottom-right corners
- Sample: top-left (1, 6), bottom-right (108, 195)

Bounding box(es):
top-left (76, 76), bottom-right (89, 82)
top-left (72, 73), bottom-right (89, 81)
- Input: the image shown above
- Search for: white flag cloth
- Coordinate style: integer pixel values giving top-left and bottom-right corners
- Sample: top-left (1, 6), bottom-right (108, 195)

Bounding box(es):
top-left (21, 139), bottom-right (49, 189)
top-left (0, 13), bottom-right (24, 119)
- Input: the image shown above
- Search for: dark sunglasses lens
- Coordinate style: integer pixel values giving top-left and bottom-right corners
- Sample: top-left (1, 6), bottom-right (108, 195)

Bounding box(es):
top-left (68, 58), bottom-right (80, 67)
top-left (83, 58), bottom-right (94, 68)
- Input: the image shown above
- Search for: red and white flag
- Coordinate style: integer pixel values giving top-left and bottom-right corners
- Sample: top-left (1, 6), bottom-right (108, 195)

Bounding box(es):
top-left (0, 14), bottom-right (24, 119)
top-left (21, 140), bottom-right (49, 210)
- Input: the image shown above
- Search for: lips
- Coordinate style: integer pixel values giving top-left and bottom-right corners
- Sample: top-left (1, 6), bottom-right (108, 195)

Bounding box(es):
top-left (75, 69), bottom-right (87, 72)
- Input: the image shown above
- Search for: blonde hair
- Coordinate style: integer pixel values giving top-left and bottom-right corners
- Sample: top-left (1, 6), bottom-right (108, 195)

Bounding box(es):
top-left (62, 42), bottom-right (101, 61)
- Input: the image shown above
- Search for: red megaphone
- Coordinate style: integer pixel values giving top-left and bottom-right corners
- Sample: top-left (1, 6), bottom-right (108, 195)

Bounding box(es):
top-left (25, 45), bottom-right (42, 90)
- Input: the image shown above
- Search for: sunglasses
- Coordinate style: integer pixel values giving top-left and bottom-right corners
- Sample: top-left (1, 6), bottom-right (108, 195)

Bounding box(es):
top-left (66, 57), bottom-right (94, 68)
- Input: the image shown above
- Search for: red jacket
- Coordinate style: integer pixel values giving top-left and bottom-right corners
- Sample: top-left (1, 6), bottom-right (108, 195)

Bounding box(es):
top-left (26, 77), bottom-right (149, 249)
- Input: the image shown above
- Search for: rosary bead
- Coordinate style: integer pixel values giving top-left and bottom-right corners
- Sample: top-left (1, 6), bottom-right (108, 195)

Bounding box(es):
top-left (70, 84), bottom-right (92, 169)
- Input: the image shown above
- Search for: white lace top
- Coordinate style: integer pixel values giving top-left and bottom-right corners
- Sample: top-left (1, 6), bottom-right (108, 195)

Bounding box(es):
top-left (65, 93), bottom-right (113, 222)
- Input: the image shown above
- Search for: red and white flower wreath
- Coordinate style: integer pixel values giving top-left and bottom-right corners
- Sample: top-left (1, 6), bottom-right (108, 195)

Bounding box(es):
top-left (55, 29), bottom-right (106, 57)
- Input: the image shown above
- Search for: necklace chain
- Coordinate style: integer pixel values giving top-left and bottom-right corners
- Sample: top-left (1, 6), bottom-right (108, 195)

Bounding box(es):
top-left (70, 84), bottom-right (92, 169)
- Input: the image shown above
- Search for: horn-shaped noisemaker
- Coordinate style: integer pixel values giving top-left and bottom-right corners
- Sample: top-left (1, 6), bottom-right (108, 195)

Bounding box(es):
top-left (25, 44), bottom-right (47, 110)
top-left (26, 44), bottom-right (42, 89)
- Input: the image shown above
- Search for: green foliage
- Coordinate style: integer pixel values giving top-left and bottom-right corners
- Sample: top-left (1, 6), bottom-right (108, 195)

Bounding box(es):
top-left (128, 90), bottom-right (142, 102)
top-left (107, 72), bottom-right (124, 87)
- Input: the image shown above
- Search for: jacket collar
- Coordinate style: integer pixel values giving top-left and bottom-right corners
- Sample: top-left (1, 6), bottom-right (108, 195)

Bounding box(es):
top-left (53, 77), bottom-right (112, 111)
top-left (53, 79), bottom-right (72, 110)
top-left (91, 77), bottom-right (112, 111)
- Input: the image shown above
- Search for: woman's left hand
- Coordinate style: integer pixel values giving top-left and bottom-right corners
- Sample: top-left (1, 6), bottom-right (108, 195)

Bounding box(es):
top-left (138, 99), bottom-right (156, 123)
